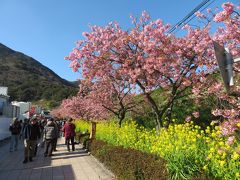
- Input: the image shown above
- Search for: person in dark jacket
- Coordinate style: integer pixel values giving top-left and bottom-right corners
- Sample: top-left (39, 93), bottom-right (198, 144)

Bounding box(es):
top-left (51, 119), bottom-right (59, 151)
top-left (43, 119), bottom-right (58, 157)
top-left (62, 118), bottom-right (76, 151)
top-left (22, 118), bottom-right (41, 163)
top-left (9, 117), bottom-right (21, 152)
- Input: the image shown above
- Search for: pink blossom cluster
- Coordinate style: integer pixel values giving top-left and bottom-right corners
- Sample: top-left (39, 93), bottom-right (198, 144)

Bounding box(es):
top-left (226, 136), bottom-right (235, 146)
top-left (195, 11), bottom-right (205, 18)
top-left (52, 94), bottom-right (109, 121)
top-left (192, 112), bottom-right (200, 118)
top-left (213, 2), bottom-right (240, 57)
top-left (219, 119), bottom-right (240, 136)
top-left (53, 75), bottom-right (138, 123)
top-left (214, 2), bottom-right (234, 22)
top-left (212, 109), bottom-right (239, 119)
top-left (207, 83), bottom-right (223, 93)
top-left (185, 116), bottom-right (192, 122)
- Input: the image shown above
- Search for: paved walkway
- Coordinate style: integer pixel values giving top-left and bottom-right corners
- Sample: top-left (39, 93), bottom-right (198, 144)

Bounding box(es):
top-left (0, 138), bottom-right (114, 180)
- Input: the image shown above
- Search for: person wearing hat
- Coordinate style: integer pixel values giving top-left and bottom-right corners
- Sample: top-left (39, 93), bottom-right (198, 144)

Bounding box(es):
top-left (9, 117), bottom-right (21, 152)
top-left (22, 118), bottom-right (41, 163)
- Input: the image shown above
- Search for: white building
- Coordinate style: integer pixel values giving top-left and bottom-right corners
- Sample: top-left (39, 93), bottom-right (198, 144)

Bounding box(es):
top-left (11, 101), bottom-right (31, 115)
top-left (11, 101), bottom-right (31, 120)
top-left (0, 87), bottom-right (16, 117)
top-left (0, 87), bottom-right (19, 140)
top-left (0, 86), bottom-right (8, 96)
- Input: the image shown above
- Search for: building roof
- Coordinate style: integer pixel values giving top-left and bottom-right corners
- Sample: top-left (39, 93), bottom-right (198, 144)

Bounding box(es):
top-left (0, 94), bottom-right (9, 99)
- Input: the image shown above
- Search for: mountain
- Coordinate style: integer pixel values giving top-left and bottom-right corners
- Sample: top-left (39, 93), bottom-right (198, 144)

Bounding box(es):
top-left (0, 43), bottom-right (78, 108)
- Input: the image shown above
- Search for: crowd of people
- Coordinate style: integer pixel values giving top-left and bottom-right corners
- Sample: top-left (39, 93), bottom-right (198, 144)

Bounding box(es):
top-left (8, 116), bottom-right (76, 164)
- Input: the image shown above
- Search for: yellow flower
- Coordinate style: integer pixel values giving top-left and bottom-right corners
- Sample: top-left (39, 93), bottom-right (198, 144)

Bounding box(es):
top-left (211, 132), bottom-right (216, 137)
top-left (205, 129), bottom-right (210, 134)
top-left (207, 153), bottom-right (213, 160)
top-left (219, 160), bottom-right (225, 167)
top-left (232, 152), bottom-right (239, 160)
top-left (219, 141), bottom-right (224, 146)
top-left (221, 152), bottom-right (226, 159)
top-left (237, 123), bottom-right (240, 128)
top-left (210, 148), bottom-right (215, 153)
top-left (236, 172), bottom-right (240, 177)
top-left (203, 165), bottom-right (207, 170)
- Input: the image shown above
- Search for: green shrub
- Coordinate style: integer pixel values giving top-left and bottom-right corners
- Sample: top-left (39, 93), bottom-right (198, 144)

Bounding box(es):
top-left (90, 140), bottom-right (168, 180)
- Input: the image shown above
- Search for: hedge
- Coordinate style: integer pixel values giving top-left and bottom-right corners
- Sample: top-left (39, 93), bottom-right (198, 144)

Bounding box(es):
top-left (89, 139), bottom-right (168, 180)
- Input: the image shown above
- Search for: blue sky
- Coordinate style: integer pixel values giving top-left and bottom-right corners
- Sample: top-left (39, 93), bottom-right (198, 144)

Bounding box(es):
top-left (0, 0), bottom-right (236, 81)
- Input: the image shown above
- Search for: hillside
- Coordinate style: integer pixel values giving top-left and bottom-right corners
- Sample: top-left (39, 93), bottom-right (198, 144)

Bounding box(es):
top-left (0, 43), bottom-right (78, 108)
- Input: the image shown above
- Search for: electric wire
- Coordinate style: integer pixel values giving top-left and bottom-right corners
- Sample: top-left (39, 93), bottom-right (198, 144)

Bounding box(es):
top-left (167, 0), bottom-right (218, 34)
top-left (171, 0), bottom-right (217, 35)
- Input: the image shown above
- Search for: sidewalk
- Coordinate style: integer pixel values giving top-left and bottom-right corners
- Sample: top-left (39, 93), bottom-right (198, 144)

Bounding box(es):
top-left (0, 138), bottom-right (114, 180)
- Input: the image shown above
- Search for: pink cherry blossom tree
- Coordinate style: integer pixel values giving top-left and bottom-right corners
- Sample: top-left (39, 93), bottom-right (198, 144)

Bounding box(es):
top-left (65, 1), bottom-right (239, 133)
top-left (56, 94), bottom-right (109, 121)
top-left (54, 77), bottom-right (140, 126)
top-left (66, 11), bottom-right (215, 130)
top-left (89, 77), bottom-right (141, 126)
top-left (193, 2), bottom-right (240, 136)
top-left (188, 2), bottom-right (239, 141)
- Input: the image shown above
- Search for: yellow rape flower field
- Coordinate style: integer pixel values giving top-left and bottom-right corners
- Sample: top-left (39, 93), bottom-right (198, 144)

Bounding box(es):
top-left (75, 119), bottom-right (240, 179)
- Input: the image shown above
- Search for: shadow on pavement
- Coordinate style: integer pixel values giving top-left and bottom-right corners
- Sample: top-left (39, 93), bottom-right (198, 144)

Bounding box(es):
top-left (26, 164), bottom-right (76, 180)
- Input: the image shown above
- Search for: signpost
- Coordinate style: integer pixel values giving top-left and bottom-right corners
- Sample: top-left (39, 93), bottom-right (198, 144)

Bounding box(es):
top-left (213, 42), bottom-right (240, 93)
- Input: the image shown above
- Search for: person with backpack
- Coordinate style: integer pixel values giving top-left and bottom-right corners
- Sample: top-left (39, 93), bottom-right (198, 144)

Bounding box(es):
top-left (9, 117), bottom-right (21, 152)
top-left (62, 118), bottom-right (76, 151)
top-left (43, 118), bottom-right (58, 157)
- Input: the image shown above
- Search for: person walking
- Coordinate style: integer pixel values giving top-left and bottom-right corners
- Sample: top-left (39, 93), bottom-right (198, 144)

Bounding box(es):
top-left (52, 119), bottom-right (59, 151)
top-left (61, 120), bottom-right (67, 144)
top-left (19, 118), bottom-right (29, 141)
top-left (18, 120), bottom-right (23, 139)
top-left (43, 119), bottom-right (58, 157)
top-left (9, 117), bottom-right (21, 152)
top-left (22, 118), bottom-right (41, 163)
top-left (62, 118), bottom-right (76, 151)
top-left (38, 118), bottom-right (47, 148)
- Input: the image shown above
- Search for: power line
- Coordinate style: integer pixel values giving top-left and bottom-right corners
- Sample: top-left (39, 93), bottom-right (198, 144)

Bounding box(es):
top-left (172, 0), bottom-right (217, 34)
top-left (167, 0), bottom-right (214, 34)
top-left (167, 0), bottom-right (210, 33)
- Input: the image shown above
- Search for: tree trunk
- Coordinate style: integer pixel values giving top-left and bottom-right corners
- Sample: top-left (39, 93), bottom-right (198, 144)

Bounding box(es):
top-left (164, 103), bottom-right (173, 128)
top-left (154, 111), bottom-right (161, 134)
top-left (136, 80), bottom-right (163, 130)
top-left (90, 122), bottom-right (96, 139)
top-left (118, 109), bottom-right (126, 127)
